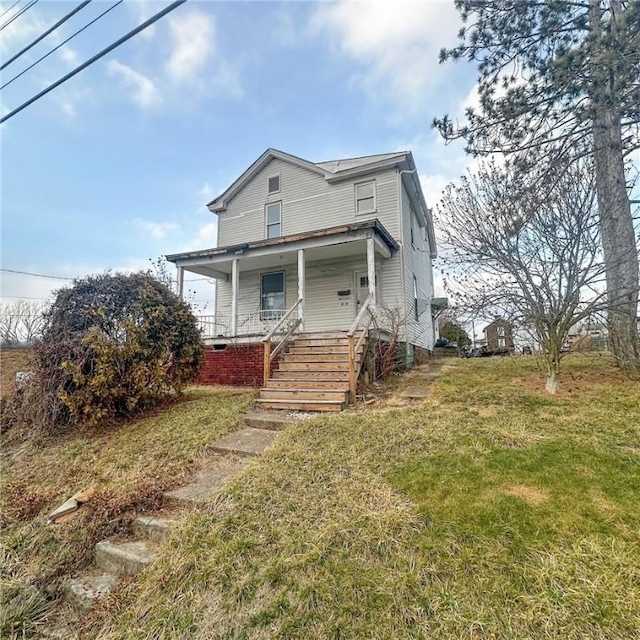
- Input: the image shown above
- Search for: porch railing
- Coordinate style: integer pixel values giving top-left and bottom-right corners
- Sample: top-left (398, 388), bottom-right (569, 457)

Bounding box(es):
top-left (262, 297), bottom-right (303, 386)
top-left (197, 310), bottom-right (286, 339)
top-left (347, 295), bottom-right (374, 405)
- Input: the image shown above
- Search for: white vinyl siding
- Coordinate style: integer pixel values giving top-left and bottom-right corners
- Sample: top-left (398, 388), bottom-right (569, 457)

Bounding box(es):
top-left (401, 178), bottom-right (434, 352)
top-left (217, 159), bottom-right (401, 246)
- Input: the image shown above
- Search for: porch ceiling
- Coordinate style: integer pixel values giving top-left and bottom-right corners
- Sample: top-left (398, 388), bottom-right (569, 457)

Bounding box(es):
top-left (167, 220), bottom-right (397, 280)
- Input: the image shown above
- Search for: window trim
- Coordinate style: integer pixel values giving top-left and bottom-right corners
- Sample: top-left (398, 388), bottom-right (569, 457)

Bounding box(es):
top-left (260, 270), bottom-right (286, 320)
top-left (267, 173), bottom-right (281, 194)
top-left (265, 201), bottom-right (282, 239)
top-left (354, 180), bottom-right (376, 214)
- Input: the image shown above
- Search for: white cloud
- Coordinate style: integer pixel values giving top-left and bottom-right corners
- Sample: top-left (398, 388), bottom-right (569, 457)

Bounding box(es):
top-left (59, 46), bottom-right (79, 67)
top-left (312, 1), bottom-right (461, 110)
top-left (138, 221), bottom-right (180, 239)
top-left (166, 9), bottom-right (215, 83)
top-left (194, 222), bottom-right (217, 247)
top-left (106, 59), bottom-right (161, 109)
top-left (0, 4), bottom-right (49, 55)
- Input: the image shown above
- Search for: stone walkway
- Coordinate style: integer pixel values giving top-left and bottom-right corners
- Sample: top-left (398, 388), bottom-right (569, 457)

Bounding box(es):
top-left (43, 410), bottom-right (292, 638)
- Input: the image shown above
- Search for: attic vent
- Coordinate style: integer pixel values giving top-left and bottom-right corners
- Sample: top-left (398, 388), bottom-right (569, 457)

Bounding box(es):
top-left (268, 175), bottom-right (280, 193)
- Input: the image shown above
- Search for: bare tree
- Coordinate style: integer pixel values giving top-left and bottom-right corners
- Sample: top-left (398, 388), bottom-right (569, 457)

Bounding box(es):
top-left (0, 301), bottom-right (44, 347)
top-left (438, 158), bottom-right (614, 393)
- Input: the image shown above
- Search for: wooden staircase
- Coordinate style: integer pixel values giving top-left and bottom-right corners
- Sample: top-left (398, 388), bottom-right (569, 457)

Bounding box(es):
top-left (257, 331), bottom-right (366, 412)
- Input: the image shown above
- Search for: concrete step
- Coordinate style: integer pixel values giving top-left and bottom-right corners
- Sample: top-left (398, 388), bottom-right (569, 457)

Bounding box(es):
top-left (65, 572), bottom-right (117, 613)
top-left (279, 362), bottom-right (349, 372)
top-left (95, 540), bottom-right (156, 576)
top-left (272, 370), bottom-right (349, 380)
top-left (243, 411), bottom-right (294, 430)
top-left (132, 516), bottom-right (174, 543)
top-left (164, 455), bottom-right (249, 506)
top-left (265, 379), bottom-right (350, 390)
top-left (257, 398), bottom-right (345, 412)
top-left (207, 427), bottom-right (279, 457)
top-left (260, 388), bottom-right (348, 402)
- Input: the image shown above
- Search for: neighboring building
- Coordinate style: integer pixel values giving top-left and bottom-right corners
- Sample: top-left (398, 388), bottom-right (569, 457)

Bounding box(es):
top-left (565, 322), bottom-right (607, 351)
top-left (166, 148), bottom-right (437, 410)
top-left (483, 318), bottom-right (514, 351)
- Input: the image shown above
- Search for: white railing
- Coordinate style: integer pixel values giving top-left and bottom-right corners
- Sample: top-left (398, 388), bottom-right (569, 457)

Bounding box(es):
top-left (197, 311), bottom-right (286, 339)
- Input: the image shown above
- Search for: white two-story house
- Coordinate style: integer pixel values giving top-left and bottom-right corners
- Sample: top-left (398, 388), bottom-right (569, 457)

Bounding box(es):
top-left (166, 148), bottom-right (437, 411)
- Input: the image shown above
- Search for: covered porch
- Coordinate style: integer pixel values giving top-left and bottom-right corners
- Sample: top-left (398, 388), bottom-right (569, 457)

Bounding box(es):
top-left (166, 220), bottom-right (399, 341)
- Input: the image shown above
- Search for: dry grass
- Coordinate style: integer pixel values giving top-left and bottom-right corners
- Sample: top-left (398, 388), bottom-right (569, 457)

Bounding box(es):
top-left (0, 386), bottom-right (253, 639)
top-left (92, 354), bottom-right (640, 639)
top-left (0, 348), bottom-right (33, 399)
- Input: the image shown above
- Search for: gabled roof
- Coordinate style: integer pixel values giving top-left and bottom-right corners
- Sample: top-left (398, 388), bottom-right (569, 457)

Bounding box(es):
top-left (205, 147), bottom-right (437, 258)
top-left (207, 148), bottom-right (412, 213)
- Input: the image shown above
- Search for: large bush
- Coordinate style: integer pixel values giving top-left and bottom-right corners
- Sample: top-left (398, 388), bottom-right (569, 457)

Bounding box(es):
top-left (13, 272), bottom-right (203, 429)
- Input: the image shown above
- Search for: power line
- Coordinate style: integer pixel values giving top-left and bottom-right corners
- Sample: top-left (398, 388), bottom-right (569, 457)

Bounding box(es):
top-left (0, 294), bottom-right (50, 300)
top-left (0, 0), bottom-right (22, 21)
top-left (0, 268), bottom-right (73, 280)
top-left (0, 0), bottom-right (38, 31)
top-left (1, 267), bottom-right (209, 283)
top-left (1, 0), bottom-right (92, 71)
top-left (2, 0), bottom-right (123, 90)
top-left (0, 0), bottom-right (187, 123)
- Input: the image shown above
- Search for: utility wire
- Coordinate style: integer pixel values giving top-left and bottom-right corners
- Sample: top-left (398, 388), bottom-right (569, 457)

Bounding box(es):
top-left (1, 268), bottom-right (73, 280)
top-left (2, 267), bottom-right (208, 282)
top-left (1, 0), bottom-right (92, 71)
top-left (0, 0), bottom-right (22, 21)
top-left (0, 0), bottom-right (187, 123)
top-left (0, 0), bottom-right (38, 31)
top-left (2, 0), bottom-right (122, 90)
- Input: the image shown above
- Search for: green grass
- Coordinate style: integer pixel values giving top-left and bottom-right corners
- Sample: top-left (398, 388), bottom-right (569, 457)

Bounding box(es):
top-left (0, 386), bottom-right (253, 639)
top-left (91, 355), bottom-right (640, 639)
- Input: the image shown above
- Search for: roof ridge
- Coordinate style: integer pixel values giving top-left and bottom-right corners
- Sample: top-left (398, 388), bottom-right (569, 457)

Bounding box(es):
top-left (315, 150), bottom-right (409, 166)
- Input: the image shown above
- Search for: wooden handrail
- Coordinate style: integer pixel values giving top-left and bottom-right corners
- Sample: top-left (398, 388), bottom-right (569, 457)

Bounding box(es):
top-left (262, 297), bottom-right (303, 386)
top-left (270, 318), bottom-right (301, 361)
top-left (347, 296), bottom-right (372, 337)
top-left (348, 295), bottom-right (374, 404)
top-left (262, 297), bottom-right (303, 342)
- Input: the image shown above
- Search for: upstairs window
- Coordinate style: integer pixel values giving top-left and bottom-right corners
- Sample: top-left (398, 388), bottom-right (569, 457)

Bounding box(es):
top-left (413, 276), bottom-right (419, 320)
top-left (355, 181), bottom-right (376, 213)
top-left (265, 202), bottom-right (281, 239)
top-left (268, 175), bottom-right (280, 194)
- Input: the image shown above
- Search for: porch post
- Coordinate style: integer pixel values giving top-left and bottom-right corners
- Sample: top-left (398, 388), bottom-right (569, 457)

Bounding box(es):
top-left (367, 236), bottom-right (376, 308)
top-left (231, 258), bottom-right (239, 336)
top-left (176, 266), bottom-right (184, 299)
top-left (297, 249), bottom-right (305, 331)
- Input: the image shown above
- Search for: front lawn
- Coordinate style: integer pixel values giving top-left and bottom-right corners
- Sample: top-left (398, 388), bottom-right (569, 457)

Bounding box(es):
top-left (94, 355), bottom-right (639, 639)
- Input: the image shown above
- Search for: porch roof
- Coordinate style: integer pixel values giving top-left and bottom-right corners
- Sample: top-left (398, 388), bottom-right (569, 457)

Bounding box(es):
top-left (165, 220), bottom-right (398, 276)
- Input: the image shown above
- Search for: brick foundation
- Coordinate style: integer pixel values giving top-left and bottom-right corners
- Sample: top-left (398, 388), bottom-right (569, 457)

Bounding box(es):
top-left (198, 343), bottom-right (268, 387)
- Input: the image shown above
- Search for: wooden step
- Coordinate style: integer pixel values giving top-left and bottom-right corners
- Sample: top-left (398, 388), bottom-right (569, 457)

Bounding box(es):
top-left (279, 362), bottom-right (349, 372)
top-left (256, 399), bottom-right (345, 412)
top-left (266, 379), bottom-right (350, 390)
top-left (288, 346), bottom-right (350, 355)
top-left (260, 388), bottom-right (348, 401)
top-left (293, 338), bottom-right (349, 348)
top-left (283, 353), bottom-right (352, 363)
top-left (272, 370), bottom-right (349, 380)
top-left (296, 332), bottom-right (350, 340)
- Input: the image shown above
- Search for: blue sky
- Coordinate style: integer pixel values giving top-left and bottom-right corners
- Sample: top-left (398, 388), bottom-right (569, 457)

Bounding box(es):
top-left (1, 0), bottom-right (477, 310)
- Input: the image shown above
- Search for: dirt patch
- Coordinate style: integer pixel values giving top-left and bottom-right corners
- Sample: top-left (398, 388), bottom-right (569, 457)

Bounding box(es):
top-left (470, 406), bottom-right (499, 418)
top-left (504, 484), bottom-right (549, 506)
top-left (590, 490), bottom-right (617, 513)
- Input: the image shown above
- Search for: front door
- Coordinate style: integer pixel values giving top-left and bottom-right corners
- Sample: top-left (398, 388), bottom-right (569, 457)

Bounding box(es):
top-left (354, 271), bottom-right (380, 316)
